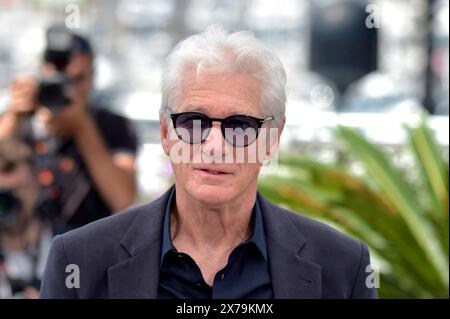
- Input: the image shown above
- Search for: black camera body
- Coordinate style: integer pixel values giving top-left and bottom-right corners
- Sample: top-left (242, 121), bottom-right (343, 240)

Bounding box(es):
top-left (36, 25), bottom-right (75, 112)
top-left (37, 73), bottom-right (72, 112)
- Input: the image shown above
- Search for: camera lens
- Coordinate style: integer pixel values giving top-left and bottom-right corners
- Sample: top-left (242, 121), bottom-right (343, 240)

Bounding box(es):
top-left (37, 73), bottom-right (72, 112)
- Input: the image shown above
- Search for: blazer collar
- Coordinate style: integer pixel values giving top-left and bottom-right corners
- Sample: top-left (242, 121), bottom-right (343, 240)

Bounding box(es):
top-left (108, 187), bottom-right (173, 298)
top-left (108, 187), bottom-right (322, 299)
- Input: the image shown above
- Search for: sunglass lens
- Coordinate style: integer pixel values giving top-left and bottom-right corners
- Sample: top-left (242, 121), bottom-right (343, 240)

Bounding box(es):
top-left (175, 113), bottom-right (210, 144)
top-left (223, 116), bottom-right (259, 147)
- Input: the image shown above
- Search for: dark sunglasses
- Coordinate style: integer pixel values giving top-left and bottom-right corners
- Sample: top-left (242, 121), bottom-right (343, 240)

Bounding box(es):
top-left (169, 111), bottom-right (273, 147)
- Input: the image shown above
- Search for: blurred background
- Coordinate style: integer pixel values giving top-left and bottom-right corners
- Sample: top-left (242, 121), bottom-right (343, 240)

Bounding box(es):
top-left (0, 0), bottom-right (448, 298)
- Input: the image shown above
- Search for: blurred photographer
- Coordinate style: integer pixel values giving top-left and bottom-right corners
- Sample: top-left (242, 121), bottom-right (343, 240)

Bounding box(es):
top-left (0, 139), bottom-right (52, 299)
top-left (0, 25), bottom-right (138, 230)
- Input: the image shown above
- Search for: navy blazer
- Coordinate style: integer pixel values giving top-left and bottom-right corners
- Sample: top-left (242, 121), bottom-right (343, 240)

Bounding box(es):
top-left (40, 186), bottom-right (378, 299)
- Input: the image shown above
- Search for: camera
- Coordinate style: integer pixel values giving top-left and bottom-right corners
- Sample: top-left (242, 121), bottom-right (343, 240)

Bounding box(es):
top-left (37, 73), bottom-right (72, 112)
top-left (37, 25), bottom-right (74, 112)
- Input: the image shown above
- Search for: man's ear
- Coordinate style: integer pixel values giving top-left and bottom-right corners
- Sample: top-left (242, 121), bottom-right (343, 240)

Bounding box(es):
top-left (160, 119), bottom-right (170, 156)
top-left (265, 119), bottom-right (285, 160)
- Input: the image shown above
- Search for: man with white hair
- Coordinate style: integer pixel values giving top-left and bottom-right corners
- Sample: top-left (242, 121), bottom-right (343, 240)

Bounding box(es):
top-left (40, 26), bottom-right (377, 299)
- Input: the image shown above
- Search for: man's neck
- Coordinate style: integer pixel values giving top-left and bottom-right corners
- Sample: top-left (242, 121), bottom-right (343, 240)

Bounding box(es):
top-left (171, 186), bottom-right (257, 252)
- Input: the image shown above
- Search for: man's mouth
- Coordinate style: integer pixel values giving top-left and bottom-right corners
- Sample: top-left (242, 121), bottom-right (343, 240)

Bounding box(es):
top-left (199, 169), bottom-right (227, 174)
top-left (195, 168), bottom-right (232, 175)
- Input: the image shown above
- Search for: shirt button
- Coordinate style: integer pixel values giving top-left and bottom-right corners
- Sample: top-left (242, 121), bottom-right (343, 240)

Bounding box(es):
top-left (196, 283), bottom-right (202, 287)
top-left (221, 273), bottom-right (225, 280)
top-left (177, 254), bottom-right (183, 258)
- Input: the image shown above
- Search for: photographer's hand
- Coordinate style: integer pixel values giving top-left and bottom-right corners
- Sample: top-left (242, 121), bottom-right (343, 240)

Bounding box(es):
top-left (37, 87), bottom-right (89, 137)
top-left (0, 75), bottom-right (38, 139)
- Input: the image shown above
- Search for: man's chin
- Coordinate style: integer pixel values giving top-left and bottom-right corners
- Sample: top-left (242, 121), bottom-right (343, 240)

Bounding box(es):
top-left (188, 184), bottom-right (237, 206)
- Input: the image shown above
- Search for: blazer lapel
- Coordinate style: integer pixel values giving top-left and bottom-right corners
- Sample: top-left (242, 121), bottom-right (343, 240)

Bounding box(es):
top-left (107, 240), bottom-right (161, 298)
top-left (258, 193), bottom-right (322, 298)
top-left (107, 187), bottom-right (173, 298)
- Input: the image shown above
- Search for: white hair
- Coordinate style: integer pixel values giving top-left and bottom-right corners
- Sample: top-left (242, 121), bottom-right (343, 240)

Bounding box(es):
top-left (160, 25), bottom-right (287, 127)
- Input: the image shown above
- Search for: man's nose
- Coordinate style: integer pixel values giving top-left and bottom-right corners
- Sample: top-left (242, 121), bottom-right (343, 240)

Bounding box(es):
top-left (202, 122), bottom-right (229, 161)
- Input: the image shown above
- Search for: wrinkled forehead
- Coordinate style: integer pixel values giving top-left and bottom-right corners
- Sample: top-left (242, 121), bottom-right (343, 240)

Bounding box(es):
top-left (177, 68), bottom-right (263, 114)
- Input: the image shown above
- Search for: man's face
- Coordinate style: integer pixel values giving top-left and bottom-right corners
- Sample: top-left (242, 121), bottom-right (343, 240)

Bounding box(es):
top-left (64, 53), bottom-right (93, 102)
top-left (161, 70), bottom-right (275, 205)
top-left (42, 52), bottom-right (93, 103)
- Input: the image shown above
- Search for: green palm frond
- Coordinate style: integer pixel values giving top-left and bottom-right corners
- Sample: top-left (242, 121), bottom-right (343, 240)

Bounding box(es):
top-left (259, 120), bottom-right (449, 298)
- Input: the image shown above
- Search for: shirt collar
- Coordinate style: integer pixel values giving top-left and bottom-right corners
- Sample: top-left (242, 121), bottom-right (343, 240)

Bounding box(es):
top-left (160, 186), bottom-right (176, 264)
top-left (160, 187), bottom-right (268, 265)
top-left (245, 197), bottom-right (268, 261)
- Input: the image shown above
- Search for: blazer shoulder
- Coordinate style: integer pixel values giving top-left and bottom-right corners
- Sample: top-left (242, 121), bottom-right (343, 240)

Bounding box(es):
top-left (58, 202), bottom-right (156, 256)
top-left (287, 209), bottom-right (362, 251)
top-left (285, 208), bottom-right (376, 298)
top-left (261, 196), bottom-right (365, 260)
top-left (41, 195), bottom-right (168, 298)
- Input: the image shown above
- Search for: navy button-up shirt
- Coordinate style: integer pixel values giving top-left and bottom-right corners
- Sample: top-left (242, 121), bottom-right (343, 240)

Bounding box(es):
top-left (157, 188), bottom-right (273, 299)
